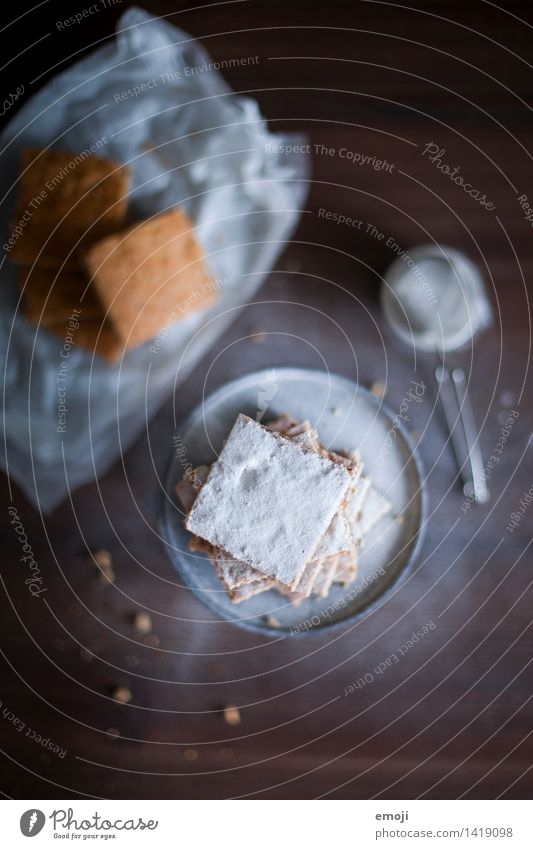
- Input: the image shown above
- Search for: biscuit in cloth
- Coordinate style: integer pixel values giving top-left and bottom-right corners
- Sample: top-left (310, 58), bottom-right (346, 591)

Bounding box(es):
top-left (11, 148), bottom-right (129, 269)
top-left (185, 414), bottom-right (351, 589)
top-left (44, 318), bottom-right (123, 363)
top-left (18, 266), bottom-right (103, 326)
top-left (18, 266), bottom-right (123, 362)
top-left (84, 208), bottom-right (216, 348)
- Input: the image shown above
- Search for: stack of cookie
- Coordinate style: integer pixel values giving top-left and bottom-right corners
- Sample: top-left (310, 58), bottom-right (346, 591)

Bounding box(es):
top-left (177, 413), bottom-right (391, 604)
top-left (11, 148), bottom-right (214, 361)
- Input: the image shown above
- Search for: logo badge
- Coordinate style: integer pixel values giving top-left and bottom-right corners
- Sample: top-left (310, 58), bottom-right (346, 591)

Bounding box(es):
top-left (20, 810), bottom-right (46, 837)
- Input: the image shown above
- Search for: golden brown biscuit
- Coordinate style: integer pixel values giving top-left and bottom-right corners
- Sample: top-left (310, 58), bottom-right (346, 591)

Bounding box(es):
top-left (44, 317), bottom-right (123, 363)
top-left (83, 208), bottom-right (216, 348)
top-left (18, 266), bottom-right (102, 326)
top-left (18, 267), bottom-right (123, 363)
top-left (11, 148), bottom-right (129, 269)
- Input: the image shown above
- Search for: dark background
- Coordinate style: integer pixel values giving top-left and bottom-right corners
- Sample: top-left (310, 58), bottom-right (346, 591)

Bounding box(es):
top-left (1, 0), bottom-right (532, 799)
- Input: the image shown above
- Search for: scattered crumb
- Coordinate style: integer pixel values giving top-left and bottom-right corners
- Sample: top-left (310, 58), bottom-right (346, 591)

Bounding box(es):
top-left (264, 615), bottom-right (282, 628)
top-left (80, 647), bottom-right (93, 663)
top-left (112, 686), bottom-right (132, 704)
top-left (219, 746), bottom-right (234, 759)
top-left (125, 655), bottom-right (139, 668)
top-left (249, 326), bottom-right (267, 344)
top-left (370, 381), bottom-right (386, 399)
top-left (90, 549), bottom-right (115, 585)
top-left (98, 571), bottom-right (115, 586)
top-left (184, 748), bottom-right (198, 762)
top-left (395, 514), bottom-right (405, 525)
top-left (223, 705), bottom-right (241, 726)
top-left (133, 611), bottom-right (152, 635)
top-left (330, 406), bottom-right (341, 416)
top-left (499, 390), bottom-right (515, 408)
top-left (106, 727), bottom-right (120, 740)
top-left (92, 549), bottom-right (112, 569)
top-left (145, 634), bottom-right (160, 648)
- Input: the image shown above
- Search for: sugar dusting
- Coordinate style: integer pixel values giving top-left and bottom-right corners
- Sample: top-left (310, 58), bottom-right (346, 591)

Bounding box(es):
top-left (186, 414), bottom-right (351, 586)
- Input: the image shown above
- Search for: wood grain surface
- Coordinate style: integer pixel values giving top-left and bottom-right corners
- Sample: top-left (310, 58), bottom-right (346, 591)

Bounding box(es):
top-left (1, 0), bottom-right (532, 799)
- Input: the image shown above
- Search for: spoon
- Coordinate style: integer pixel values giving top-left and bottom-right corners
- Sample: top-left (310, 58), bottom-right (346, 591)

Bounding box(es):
top-left (381, 244), bottom-right (492, 503)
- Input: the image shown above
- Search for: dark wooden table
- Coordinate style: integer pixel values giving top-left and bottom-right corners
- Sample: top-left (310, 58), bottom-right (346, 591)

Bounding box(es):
top-left (1, 0), bottom-right (532, 799)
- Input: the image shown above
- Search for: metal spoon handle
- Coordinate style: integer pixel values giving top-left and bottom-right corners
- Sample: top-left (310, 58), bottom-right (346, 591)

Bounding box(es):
top-left (435, 363), bottom-right (489, 503)
top-left (435, 365), bottom-right (470, 486)
top-left (452, 368), bottom-right (489, 503)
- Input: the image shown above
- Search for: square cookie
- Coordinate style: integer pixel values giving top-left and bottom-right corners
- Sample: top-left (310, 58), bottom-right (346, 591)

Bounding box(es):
top-left (11, 148), bottom-right (129, 269)
top-left (18, 268), bottom-right (123, 363)
top-left (84, 208), bottom-right (216, 348)
top-left (185, 414), bottom-right (351, 587)
top-left (45, 318), bottom-right (123, 363)
top-left (18, 266), bottom-right (102, 326)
